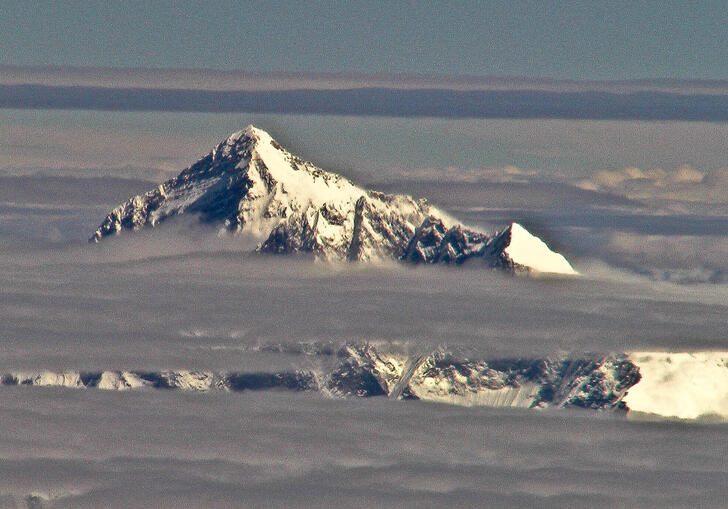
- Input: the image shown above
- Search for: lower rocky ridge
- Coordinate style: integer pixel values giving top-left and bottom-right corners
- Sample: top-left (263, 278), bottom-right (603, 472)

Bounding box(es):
top-left (1, 344), bottom-right (639, 413)
top-left (399, 218), bottom-right (525, 273)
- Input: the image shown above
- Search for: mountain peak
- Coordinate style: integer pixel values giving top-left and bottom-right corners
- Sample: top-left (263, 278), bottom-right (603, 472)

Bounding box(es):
top-left (500, 222), bottom-right (578, 275)
top-left (90, 127), bottom-right (577, 275)
top-left (213, 125), bottom-right (271, 158)
top-left (227, 124), bottom-right (265, 140)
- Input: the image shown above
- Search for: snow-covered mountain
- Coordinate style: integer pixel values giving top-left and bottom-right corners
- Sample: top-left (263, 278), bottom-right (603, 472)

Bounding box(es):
top-left (1, 343), bottom-right (639, 412)
top-left (91, 126), bottom-right (577, 274)
top-left (11, 342), bottom-right (728, 419)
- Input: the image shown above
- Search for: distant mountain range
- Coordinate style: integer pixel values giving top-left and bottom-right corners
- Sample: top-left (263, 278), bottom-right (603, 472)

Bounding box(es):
top-left (8, 343), bottom-right (728, 419)
top-left (0, 343), bottom-right (639, 412)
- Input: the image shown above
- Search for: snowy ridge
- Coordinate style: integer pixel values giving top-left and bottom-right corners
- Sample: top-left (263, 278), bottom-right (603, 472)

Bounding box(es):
top-left (16, 345), bottom-right (728, 420)
top-left (0, 344), bottom-right (638, 413)
top-left (91, 126), bottom-right (577, 274)
top-left (12, 347), bottom-right (728, 420)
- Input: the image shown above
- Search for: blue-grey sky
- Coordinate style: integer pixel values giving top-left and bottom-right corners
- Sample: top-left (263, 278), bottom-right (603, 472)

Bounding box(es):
top-left (1, 0), bottom-right (726, 80)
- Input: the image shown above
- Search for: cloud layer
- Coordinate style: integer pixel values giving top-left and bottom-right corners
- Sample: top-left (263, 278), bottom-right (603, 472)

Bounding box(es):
top-left (578, 165), bottom-right (728, 206)
top-left (5, 65), bottom-right (728, 94)
top-left (5, 84), bottom-right (728, 121)
top-left (1, 107), bottom-right (728, 507)
top-left (3, 72), bottom-right (728, 508)
top-left (0, 389), bottom-right (727, 508)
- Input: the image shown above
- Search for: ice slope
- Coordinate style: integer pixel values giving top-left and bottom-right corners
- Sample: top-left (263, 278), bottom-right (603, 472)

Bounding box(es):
top-left (625, 352), bottom-right (728, 419)
top-left (91, 126), bottom-right (577, 274)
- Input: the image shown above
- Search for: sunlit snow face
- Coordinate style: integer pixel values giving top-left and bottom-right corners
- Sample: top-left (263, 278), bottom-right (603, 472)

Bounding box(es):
top-left (503, 223), bottom-right (577, 275)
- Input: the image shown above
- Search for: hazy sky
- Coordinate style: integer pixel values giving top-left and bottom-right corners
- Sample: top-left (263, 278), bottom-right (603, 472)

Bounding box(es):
top-left (1, 1), bottom-right (727, 80)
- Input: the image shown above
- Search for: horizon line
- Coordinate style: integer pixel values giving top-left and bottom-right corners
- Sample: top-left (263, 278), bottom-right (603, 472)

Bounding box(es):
top-left (3, 64), bottom-right (728, 95)
top-left (3, 83), bottom-right (728, 122)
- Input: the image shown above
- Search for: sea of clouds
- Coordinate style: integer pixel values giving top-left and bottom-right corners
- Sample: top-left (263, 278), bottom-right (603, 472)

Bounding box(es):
top-left (2, 105), bottom-right (728, 506)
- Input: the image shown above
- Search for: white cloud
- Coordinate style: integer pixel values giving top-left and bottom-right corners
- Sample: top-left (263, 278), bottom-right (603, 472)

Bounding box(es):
top-left (576, 164), bottom-right (728, 205)
top-left (600, 231), bottom-right (728, 283)
top-left (387, 165), bottom-right (535, 184)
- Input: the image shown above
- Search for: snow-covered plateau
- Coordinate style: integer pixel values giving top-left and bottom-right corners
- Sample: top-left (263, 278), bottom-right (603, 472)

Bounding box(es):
top-left (91, 126), bottom-right (577, 275)
top-left (5, 344), bottom-right (728, 420)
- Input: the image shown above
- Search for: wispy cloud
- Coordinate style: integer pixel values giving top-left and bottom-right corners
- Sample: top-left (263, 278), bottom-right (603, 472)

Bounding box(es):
top-left (3, 66), bottom-right (728, 120)
top-left (602, 231), bottom-right (728, 283)
top-left (577, 165), bottom-right (728, 206)
top-left (0, 124), bottom-right (209, 177)
top-left (4, 85), bottom-right (728, 121)
top-left (379, 165), bottom-right (534, 184)
top-left (4, 65), bottom-right (728, 94)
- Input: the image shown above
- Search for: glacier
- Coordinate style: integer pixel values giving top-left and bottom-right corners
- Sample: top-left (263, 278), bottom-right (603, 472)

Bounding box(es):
top-left (91, 126), bottom-right (577, 275)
